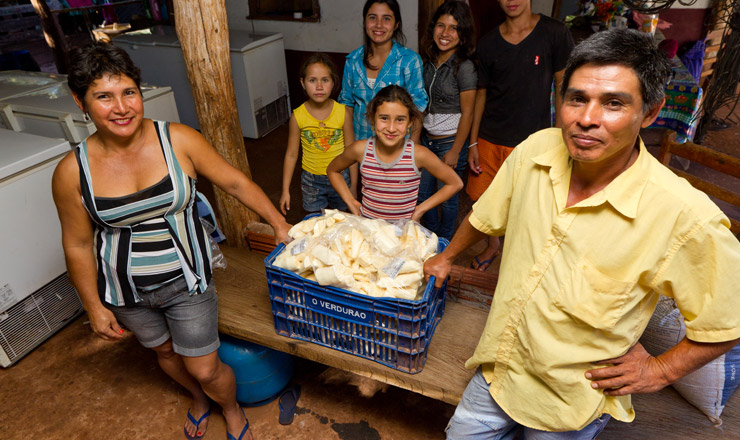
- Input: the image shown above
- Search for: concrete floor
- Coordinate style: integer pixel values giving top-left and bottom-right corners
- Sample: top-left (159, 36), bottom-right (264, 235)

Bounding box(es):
top-left (1, 35), bottom-right (739, 440)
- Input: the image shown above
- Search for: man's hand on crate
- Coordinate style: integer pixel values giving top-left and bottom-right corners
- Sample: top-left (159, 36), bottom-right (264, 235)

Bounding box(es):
top-left (424, 252), bottom-right (454, 288)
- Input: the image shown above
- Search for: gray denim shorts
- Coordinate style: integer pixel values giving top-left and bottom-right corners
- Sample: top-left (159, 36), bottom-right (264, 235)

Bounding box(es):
top-left (106, 277), bottom-right (220, 357)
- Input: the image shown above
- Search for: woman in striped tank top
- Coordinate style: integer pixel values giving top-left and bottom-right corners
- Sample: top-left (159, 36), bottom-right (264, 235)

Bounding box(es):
top-left (328, 85), bottom-right (462, 221)
top-left (52, 43), bottom-right (289, 440)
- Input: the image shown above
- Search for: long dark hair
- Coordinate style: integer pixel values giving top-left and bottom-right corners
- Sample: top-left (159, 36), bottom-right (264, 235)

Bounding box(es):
top-left (362, 0), bottom-right (406, 70)
top-left (419, 1), bottom-right (476, 70)
top-left (366, 85), bottom-right (423, 131)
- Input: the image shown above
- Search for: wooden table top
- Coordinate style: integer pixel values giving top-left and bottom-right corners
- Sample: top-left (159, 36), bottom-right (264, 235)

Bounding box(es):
top-left (215, 246), bottom-right (488, 405)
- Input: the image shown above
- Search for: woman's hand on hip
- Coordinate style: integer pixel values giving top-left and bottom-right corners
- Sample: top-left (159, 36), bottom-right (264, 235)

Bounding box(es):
top-left (411, 206), bottom-right (425, 223)
top-left (443, 150), bottom-right (460, 168)
top-left (349, 200), bottom-right (362, 216)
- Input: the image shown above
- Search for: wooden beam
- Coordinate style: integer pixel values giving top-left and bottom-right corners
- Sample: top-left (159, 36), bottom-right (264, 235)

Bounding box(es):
top-left (174, 0), bottom-right (258, 248)
top-left (30, 0), bottom-right (68, 74)
top-left (706, 27), bottom-right (726, 43)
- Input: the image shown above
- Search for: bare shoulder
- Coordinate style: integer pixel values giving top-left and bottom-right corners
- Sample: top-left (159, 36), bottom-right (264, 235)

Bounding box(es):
top-left (414, 143), bottom-right (434, 160)
top-left (167, 121), bottom-right (213, 161)
top-left (52, 151), bottom-right (81, 198)
top-left (351, 138), bottom-right (368, 149)
top-left (346, 139), bottom-right (367, 156)
top-left (52, 151), bottom-right (79, 184)
top-left (168, 122), bottom-right (206, 145)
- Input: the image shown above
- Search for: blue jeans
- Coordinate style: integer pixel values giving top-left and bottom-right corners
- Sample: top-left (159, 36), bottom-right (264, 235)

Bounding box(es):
top-left (419, 132), bottom-right (467, 240)
top-left (301, 168), bottom-right (350, 213)
top-left (446, 369), bottom-right (611, 440)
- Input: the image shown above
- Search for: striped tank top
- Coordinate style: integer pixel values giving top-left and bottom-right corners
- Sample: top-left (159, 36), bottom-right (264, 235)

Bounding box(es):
top-left (75, 121), bottom-right (212, 306)
top-left (94, 176), bottom-right (184, 290)
top-left (359, 137), bottom-right (421, 220)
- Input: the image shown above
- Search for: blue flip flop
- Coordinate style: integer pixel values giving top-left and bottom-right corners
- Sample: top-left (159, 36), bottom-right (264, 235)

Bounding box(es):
top-left (278, 385), bottom-right (301, 425)
top-left (227, 407), bottom-right (250, 440)
top-left (470, 255), bottom-right (494, 271)
top-left (184, 406), bottom-right (211, 440)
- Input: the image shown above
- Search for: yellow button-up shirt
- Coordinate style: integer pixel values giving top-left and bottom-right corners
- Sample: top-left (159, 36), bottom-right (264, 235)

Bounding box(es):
top-left (468, 128), bottom-right (740, 431)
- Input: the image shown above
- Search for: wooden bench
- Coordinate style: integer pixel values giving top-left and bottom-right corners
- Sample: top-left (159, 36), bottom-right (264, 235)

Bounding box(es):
top-left (215, 245), bottom-right (740, 437)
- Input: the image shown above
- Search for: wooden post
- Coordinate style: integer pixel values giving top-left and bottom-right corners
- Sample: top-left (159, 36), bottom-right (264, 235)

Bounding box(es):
top-left (30, 0), bottom-right (68, 73)
top-left (174, 0), bottom-right (258, 248)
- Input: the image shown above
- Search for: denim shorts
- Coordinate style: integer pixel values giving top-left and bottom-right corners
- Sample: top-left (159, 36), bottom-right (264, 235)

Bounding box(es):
top-left (105, 277), bottom-right (220, 357)
top-left (446, 369), bottom-right (611, 439)
top-left (301, 168), bottom-right (350, 213)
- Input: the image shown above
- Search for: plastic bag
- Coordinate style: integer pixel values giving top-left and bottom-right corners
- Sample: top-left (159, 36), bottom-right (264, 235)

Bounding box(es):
top-left (201, 219), bottom-right (227, 270)
top-left (274, 210), bottom-right (437, 300)
top-left (640, 296), bottom-right (740, 425)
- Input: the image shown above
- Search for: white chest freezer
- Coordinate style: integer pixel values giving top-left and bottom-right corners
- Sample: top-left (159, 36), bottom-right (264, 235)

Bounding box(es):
top-left (114, 26), bottom-right (290, 138)
top-left (0, 71), bottom-right (66, 101)
top-left (0, 129), bottom-right (83, 367)
top-left (0, 80), bottom-right (180, 145)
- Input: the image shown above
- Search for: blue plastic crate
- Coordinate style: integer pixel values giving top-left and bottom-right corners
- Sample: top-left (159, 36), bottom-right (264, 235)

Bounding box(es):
top-left (264, 235), bottom-right (449, 374)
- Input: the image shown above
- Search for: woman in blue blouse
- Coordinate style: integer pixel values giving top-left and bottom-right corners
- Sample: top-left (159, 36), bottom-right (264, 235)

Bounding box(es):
top-left (338, 0), bottom-right (428, 143)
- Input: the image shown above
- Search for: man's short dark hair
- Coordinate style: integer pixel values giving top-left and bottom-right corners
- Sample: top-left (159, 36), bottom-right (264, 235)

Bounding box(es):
top-left (560, 29), bottom-right (671, 112)
top-left (67, 42), bottom-right (141, 99)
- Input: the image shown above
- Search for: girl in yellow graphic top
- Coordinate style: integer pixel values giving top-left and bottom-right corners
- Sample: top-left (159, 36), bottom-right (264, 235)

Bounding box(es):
top-left (280, 53), bottom-right (357, 215)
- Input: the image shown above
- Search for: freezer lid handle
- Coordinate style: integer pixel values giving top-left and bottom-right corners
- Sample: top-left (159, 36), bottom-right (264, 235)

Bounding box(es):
top-left (0, 105), bottom-right (21, 132)
top-left (59, 114), bottom-right (83, 144)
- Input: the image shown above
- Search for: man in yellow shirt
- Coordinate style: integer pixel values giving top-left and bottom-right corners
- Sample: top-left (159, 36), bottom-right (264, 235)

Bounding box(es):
top-left (425, 29), bottom-right (740, 439)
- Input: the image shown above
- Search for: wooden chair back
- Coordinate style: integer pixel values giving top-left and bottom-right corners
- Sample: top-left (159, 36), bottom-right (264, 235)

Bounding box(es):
top-left (658, 130), bottom-right (740, 235)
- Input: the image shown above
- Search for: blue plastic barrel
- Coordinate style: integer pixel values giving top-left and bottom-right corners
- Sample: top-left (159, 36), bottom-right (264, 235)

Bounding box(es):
top-left (217, 334), bottom-right (295, 405)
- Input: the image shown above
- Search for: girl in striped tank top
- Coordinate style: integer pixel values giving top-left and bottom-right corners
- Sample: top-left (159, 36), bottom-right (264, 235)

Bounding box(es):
top-left (328, 85), bottom-right (462, 221)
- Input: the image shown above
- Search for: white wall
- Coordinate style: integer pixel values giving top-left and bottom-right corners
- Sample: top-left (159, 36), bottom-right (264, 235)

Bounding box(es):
top-left (532, 0), bottom-right (555, 16)
top-left (226, 0), bottom-right (418, 53)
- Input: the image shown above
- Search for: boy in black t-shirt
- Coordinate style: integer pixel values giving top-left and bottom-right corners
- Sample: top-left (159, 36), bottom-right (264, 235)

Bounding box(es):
top-left (466, 0), bottom-right (574, 271)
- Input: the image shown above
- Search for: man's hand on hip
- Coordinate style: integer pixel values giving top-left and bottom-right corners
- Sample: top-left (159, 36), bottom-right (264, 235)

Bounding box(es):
top-left (585, 343), bottom-right (672, 396)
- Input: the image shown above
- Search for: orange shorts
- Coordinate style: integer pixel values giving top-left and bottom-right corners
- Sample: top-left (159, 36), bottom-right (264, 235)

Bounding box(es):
top-left (466, 139), bottom-right (515, 201)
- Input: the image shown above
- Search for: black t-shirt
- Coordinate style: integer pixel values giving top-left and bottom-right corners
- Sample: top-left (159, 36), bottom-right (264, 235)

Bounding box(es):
top-left (477, 14), bottom-right (574, 147)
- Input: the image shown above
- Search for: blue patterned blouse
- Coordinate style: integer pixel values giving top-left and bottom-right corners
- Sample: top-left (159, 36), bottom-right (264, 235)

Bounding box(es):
top-left (338, 41), bottom-right (428, 141)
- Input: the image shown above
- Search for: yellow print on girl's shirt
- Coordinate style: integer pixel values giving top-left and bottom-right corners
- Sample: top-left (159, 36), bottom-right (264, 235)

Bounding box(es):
top-left (302, 128), bottom-right (343, 152)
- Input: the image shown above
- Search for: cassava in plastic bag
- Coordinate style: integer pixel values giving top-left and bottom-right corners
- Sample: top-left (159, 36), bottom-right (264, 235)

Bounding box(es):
top-left (273, 210), bottom-right (438, 300)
